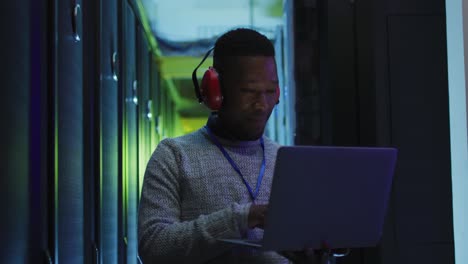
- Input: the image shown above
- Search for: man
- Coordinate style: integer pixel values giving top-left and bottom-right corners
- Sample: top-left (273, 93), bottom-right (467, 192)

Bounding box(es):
top-left (138, 28), bottom-right (319, 263)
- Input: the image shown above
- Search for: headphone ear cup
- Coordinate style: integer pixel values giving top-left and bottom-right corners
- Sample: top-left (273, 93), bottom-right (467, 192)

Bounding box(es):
top-left (275, 85), bottom-right (280, 104)
top-left (200, 67), bottom-right (223, 110)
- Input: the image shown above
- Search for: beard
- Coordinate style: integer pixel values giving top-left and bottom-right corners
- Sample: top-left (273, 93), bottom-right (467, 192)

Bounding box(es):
top-left (210, 113), bottom-right (266, 141)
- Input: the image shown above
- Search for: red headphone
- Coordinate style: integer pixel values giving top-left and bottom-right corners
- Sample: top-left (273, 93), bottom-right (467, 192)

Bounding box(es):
top-left (192, 48), bottom-right (280, 111)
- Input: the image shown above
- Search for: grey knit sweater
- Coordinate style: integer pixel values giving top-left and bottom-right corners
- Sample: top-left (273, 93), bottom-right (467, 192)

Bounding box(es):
top-left (138, 126), bottom-right (289, 263)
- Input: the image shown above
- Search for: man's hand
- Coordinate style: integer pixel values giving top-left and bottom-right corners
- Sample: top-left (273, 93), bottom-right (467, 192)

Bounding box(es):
top-left (247, 204), bottom-right (268, 228)
top-left (280, 248), bottom-right (350, 264)
top-left (279, 249), bottom-right (322, 264)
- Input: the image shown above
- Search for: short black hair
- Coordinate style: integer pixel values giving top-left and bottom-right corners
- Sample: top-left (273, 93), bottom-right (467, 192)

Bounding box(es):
top-left (213, 28), bottom-right (275, 72)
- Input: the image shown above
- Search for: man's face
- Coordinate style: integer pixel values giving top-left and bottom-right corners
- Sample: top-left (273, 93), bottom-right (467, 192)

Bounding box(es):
top-left (218, 56), bottom-right (279, 140)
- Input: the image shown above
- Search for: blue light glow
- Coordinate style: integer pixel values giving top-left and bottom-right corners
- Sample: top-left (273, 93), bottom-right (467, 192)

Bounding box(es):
top-left (445, 1), bottom-right (468, 263)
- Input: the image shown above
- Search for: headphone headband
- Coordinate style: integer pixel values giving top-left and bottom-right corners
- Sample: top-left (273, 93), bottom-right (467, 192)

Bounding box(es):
top-left (192, 47), bottom-right (215, 103)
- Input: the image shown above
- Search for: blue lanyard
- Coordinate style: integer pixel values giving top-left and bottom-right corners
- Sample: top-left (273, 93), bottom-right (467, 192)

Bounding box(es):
top-left (205, 126), bottom-right (266, 201)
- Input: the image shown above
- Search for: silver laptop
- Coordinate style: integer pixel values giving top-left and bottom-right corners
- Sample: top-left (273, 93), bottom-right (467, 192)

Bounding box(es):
top-left (218, 145), bottom-right (397, 251)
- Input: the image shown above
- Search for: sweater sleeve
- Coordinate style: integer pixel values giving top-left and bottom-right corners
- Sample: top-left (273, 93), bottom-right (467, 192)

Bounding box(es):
top-left (138, 139), bottom-right (251, 264)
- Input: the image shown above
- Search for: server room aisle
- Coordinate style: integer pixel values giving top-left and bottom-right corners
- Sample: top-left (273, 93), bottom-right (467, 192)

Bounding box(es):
top-left (2, 0), bottom-right (170, 263)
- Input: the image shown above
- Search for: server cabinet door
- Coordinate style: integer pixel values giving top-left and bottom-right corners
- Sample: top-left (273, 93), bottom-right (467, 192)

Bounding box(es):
top-left (1, 1), bottom-right (31, 263)
top-left (386, 16), bottom-right (453, 264)
top-left (53, 0), bottom-right (85, 263)
top-left (99, 0), bottom-right (119, 262)
top-left (121, 2), bottom-right (138, 263)
top-left (149, 56), bottom-right (161, 149)
top-left (82, 0), bottom-right (99, 263)
top-left (136, 25), bottom-right (151, 198)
